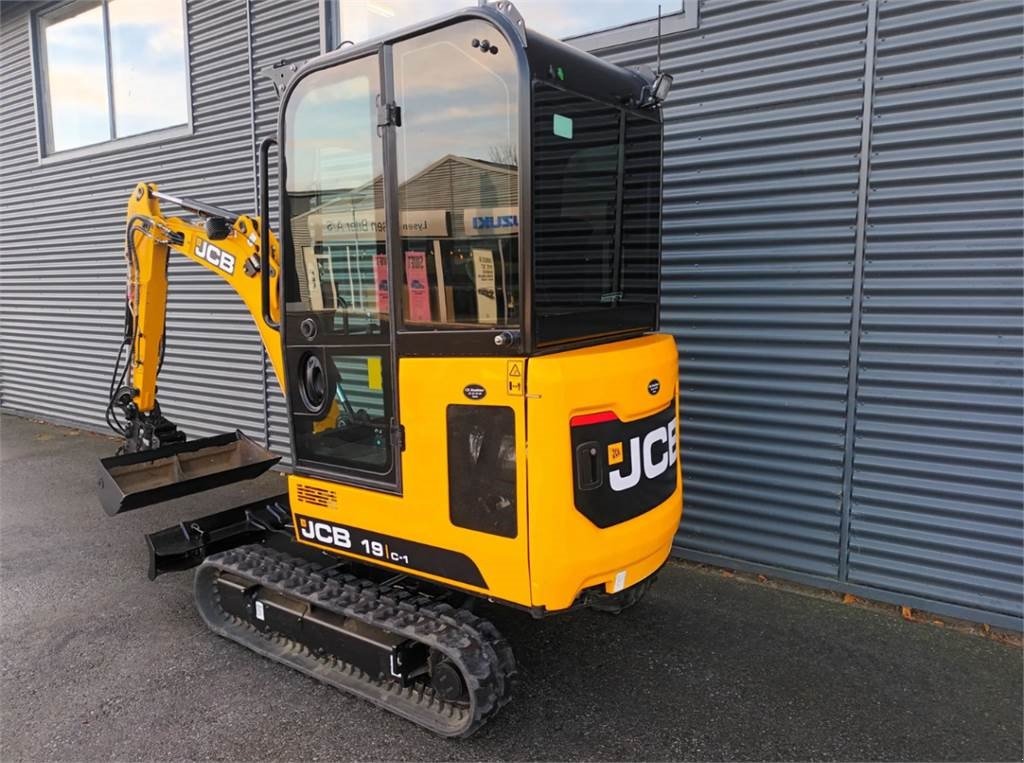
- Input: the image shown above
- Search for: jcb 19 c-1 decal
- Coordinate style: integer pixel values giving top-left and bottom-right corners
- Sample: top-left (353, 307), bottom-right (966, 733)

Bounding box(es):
top-left (293, 513), bottom-right (487, 589)
top-left (569, 401), bottom-right (678, 528)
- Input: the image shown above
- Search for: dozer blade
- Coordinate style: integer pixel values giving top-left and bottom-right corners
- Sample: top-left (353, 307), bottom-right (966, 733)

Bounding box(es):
top-left (145, 495), bottom-right (289, 579)
top-left (97, 430), bottom-right (280, 516)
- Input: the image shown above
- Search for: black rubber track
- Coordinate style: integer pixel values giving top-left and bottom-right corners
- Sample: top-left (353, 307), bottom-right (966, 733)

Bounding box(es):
top-left (193, 544), bottom-right (517, 737)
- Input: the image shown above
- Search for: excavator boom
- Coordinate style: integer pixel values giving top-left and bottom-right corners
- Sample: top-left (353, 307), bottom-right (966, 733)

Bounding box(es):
top-left (97, 183), bottom-right (285, 514)
top-left (123, 182), bottom-right (285, 412)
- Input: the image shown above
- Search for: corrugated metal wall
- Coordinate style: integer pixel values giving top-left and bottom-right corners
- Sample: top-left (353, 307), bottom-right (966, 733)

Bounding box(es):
top-left (1, 0), bottom-right (1020, 628)
top-left (0, 0), bottom-right (318, 443)
top-left (599, 0), bottom-right (869, 578)
top-left (592, 0), bottom-right (1022, 629)
top-left (249, 0), bottom-right (322, 463)
top-left (847, 0), bottom-right (1024, 623)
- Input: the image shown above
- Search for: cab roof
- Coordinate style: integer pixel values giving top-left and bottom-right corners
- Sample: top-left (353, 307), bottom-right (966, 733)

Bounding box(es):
top-left (299, 2), bottom-right (654, 110)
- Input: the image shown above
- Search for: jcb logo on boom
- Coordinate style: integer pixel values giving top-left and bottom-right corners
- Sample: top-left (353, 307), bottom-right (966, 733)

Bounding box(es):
top-left (195, 239), bottom-right (235, 275)
top-left (609, 418), bottom-right (678, 492)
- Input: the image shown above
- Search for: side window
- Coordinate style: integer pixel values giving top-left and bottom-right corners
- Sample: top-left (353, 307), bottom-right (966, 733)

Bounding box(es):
top-left (36, 0), bottom-right (190, 154)
top-left (532, 85), bottom-right (620, 315)
top-left (392, 20), bottom-right (520, 329)
top-left (621, 113), bottom-right (662, 311)
top-left (291, 350), bottom-right (393, 474)
top-left (284, 56), bottom-right (387, 342)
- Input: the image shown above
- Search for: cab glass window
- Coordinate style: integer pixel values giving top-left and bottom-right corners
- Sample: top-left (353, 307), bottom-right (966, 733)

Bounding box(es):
top-left (532, 81), bottom-right (661, 346)
top-left (393, 20), bottom-right (519, 329)
top-left (284, 55), bottom-right (387, 342)
top-left (284, 55), bottom-right (394, 476)
top-left (291, 351), bottom-right (393, 474)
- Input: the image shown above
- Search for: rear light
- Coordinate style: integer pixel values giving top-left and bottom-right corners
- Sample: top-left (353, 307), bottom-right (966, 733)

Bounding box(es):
top-left (570, 411), bottom-right (618, 428)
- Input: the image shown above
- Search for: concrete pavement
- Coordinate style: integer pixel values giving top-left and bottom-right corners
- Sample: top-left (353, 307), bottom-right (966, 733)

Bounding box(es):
top-left (1, 413), bottom-right (1020, 761)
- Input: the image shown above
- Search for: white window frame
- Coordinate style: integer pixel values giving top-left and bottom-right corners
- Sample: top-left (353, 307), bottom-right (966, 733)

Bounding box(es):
top-left (322, 0), bottom-right (699, 54)
top-left (30, 0), bottom-right (194, 163)
top-left (562, 0), bottom-right (699, 52)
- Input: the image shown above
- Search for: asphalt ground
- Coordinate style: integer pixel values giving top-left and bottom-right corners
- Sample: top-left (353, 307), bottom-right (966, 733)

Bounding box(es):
top-left (1, 413), bottom-right (1021, 762)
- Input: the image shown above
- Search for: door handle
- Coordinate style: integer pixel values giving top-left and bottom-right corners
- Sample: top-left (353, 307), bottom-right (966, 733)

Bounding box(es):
top-left (575, 441), bottom-right (603, 491)
top-left (258, 136), bottom-right (279, 330)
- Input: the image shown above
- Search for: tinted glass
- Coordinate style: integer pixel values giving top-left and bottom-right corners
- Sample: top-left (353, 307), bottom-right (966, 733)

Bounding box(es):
top-left (620, 112), bottom-right (662, 321)
top-left (284, 56), bottom-right (387, 341)
top-left (533, 87), bottom-right (619, 312)
top-left (532, 81), bottom-right (661, 345)
top-left (393, 20), bottom-right (519, 328)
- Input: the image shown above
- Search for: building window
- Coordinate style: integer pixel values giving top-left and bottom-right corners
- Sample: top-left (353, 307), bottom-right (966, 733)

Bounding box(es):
top-left (334, 0), bottom-right (690, 46)
top-left (36, 0), bottom-right (189, 154)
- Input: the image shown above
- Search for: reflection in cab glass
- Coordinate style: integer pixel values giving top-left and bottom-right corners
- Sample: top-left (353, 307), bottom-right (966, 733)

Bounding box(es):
top-left (306, 354), bottom-right (390, 471)
top-left (285, 55), bottom-right (388, 340)
top-left (284, 55), bottom-right (393, 475)
top-left (393, 21), bottom-right (519, 329)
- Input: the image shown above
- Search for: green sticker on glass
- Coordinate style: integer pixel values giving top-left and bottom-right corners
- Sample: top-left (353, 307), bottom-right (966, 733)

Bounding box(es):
top-left (553, 114), bottom-right (573, 139)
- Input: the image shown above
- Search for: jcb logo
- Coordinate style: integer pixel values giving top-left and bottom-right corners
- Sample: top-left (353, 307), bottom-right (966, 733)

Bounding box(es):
top-left (298, 517), bottom-right (351, 549)
top-left (195, 239), bottom-right (235, 275)
top-left (609, 418), bottom-right (678, 492)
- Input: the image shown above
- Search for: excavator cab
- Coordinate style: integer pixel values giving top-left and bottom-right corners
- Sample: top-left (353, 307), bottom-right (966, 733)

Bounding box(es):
top-left (280, 10), bottom-right (665, 485)
top-left (98, 3), bottom-right (679, 737)
top-left (268, 5), bottom-right (678, 613)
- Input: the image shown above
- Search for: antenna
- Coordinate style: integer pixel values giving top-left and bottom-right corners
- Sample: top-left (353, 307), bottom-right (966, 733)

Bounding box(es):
top-left (656, 4), bottom-right (663, 73)
top-left (646, 3), bottom-right (673, 106)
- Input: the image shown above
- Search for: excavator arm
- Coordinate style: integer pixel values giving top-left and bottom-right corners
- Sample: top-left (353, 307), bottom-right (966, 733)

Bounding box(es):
top-left (97, 182), bottom-right (287, 517)
top-left (109, 182), bottom-right (285, 452)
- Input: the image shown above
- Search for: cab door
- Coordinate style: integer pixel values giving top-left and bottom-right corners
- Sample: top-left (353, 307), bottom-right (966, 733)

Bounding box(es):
top-left (281, 51), bottom-right (402, 492)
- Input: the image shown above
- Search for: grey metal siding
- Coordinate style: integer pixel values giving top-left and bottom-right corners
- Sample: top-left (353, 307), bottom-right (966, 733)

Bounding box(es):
top-left (590, 0), bottom-right (1023, 627)
top-left (847, 0), bottom-right (1024, 621)
top-left (249, 0), bottom-right (322, 463)
top-left (0, 0), bottom-right (268, 439)
top-left (0, 0), bottom-right (320, 454)
top-left (599, 0), bottom-right (870, 578)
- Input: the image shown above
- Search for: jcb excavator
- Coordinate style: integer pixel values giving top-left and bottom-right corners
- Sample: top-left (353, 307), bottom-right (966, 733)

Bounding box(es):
top-left (97, 3), bottom-right (680, 736)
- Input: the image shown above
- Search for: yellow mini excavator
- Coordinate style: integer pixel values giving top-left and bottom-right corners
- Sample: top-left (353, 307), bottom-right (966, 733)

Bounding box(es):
top-left (97, 2), bottom-right (681, 736)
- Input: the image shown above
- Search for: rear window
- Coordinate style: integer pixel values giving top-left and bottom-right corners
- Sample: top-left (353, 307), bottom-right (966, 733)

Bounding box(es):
top-left (531, 81), bottom-right (661, 346)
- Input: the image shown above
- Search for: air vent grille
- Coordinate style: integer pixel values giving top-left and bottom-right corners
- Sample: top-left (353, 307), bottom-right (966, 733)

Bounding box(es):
top-left (296, 483), bottom-right (337, 509)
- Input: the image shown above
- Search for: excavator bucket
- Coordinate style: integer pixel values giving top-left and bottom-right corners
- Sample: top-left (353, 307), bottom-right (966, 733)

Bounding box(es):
top-left (97, 430), bottom-right (280, 516)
